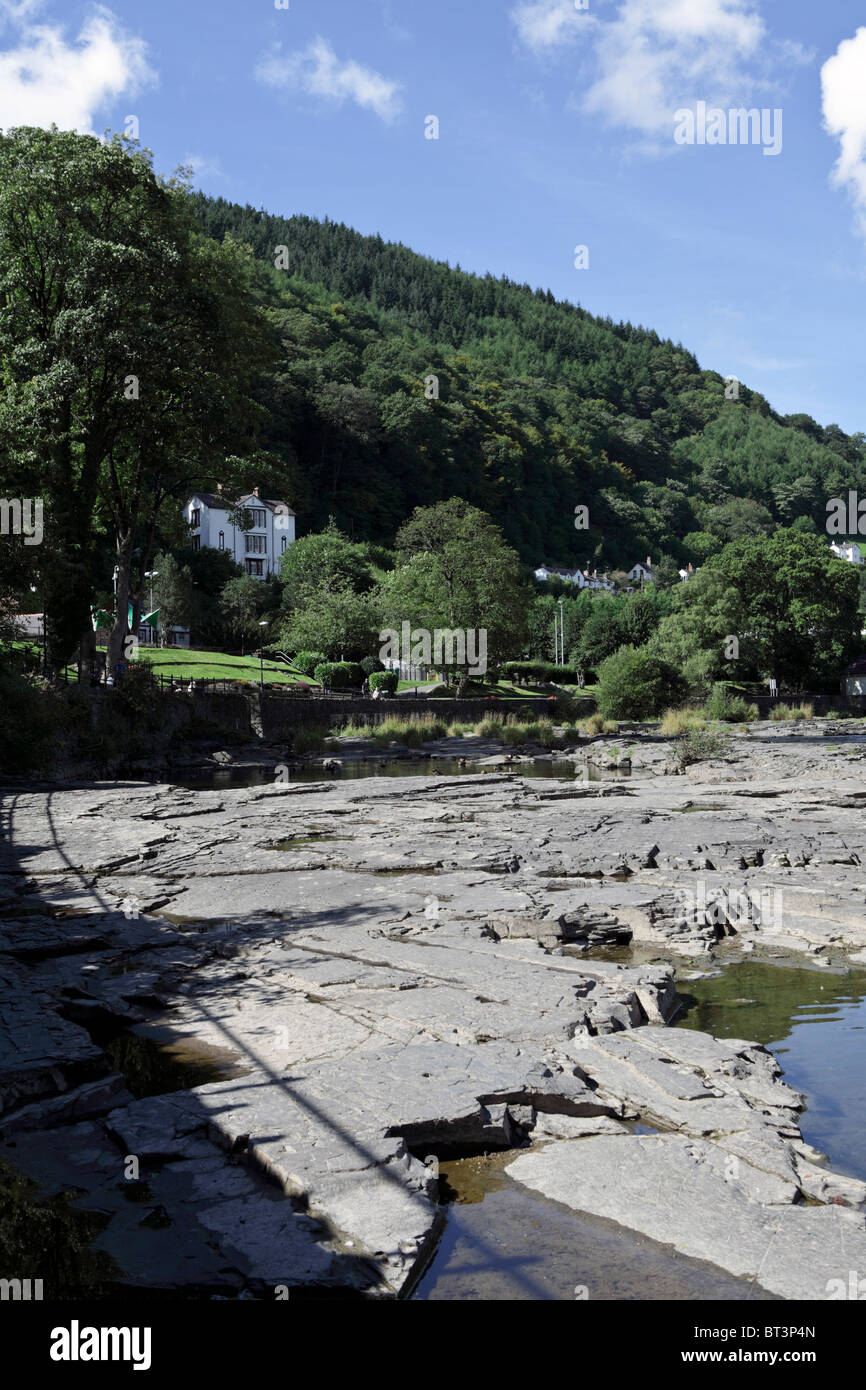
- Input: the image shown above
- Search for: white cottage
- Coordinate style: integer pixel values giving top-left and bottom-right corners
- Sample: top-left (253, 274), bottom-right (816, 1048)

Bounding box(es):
top-left (183, 488), bottom-right (296, 578)
top-left (627, 557), bottom-right (655, 585)
top-left (830, 541), bottom-right (864, 566)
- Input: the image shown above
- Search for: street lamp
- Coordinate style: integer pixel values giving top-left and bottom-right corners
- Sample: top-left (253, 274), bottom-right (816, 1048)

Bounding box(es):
top-left (144, 570), bottom-right (159, 646)
top-left (258, 620), bottom-right (269, 689)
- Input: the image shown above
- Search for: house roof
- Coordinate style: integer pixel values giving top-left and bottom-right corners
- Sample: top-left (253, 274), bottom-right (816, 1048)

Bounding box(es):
top-left (189, 493), bottom-right (297, 517)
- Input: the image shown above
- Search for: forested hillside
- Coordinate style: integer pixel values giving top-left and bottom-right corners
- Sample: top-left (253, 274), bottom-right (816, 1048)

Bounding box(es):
top-left (192, 194), bottom-right (866, 567)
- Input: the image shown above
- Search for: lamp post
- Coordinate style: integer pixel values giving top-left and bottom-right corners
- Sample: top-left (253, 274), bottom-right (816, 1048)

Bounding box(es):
top-left (144, 570), bottom-right (159, 646)
top-left (557, 599), bottom-right (565, 666)
top-left (258, 620), bottom-right (269, 690)
top-left (29, 584), bottom-right (44, 676)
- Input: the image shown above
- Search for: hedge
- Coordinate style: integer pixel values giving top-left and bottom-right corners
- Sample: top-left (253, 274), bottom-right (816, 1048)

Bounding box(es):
top-left (360, 656), bottom-right (386, 676)
top-left (313, 661), bottom-right (365, 691)
top-left (292, 650), bottom-right (328, 677)
top-left (368, 670), bottom-right (398, 695)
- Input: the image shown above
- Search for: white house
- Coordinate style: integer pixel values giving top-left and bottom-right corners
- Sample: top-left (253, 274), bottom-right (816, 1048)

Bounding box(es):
top-left (627, 557), bottom-right (654, 585)
top-left (535, 564), bottom-right (586, 587)
top-left (183, 487), bottom-right (296, 578)
top-left (830, 540), bottom-right (863, 566)
top-left (678, 563), bottom-right (697, 582)
top-left (583, 570), bottom-right (616, 592)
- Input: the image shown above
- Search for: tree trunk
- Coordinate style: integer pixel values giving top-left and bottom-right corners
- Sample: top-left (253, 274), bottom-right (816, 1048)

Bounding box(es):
top-left (106, 536), bottom-right (133, 674)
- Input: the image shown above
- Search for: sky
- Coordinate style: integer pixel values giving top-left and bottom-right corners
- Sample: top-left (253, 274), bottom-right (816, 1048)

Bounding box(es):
top-left (1, 0), bottom-right (866, 434)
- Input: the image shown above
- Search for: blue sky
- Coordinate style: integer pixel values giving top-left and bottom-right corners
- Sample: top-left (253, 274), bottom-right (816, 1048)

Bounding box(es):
top-left (2, 0), bottom-right (866, 433)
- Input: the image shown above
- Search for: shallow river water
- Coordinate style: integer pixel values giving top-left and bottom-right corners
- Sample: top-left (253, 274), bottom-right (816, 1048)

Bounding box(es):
top-left (415, 956), bottom-right (866, 1300)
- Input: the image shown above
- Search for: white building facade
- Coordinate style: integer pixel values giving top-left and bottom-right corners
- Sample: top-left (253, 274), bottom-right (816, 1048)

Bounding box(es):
top-left (183, 488), bottom-right (296, 578)
top-left (830, 541), bottom-right (863, 566)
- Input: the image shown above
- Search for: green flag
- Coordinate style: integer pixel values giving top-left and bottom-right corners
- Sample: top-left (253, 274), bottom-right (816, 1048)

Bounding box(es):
top-left (128, 605), bottom-right (159, 629)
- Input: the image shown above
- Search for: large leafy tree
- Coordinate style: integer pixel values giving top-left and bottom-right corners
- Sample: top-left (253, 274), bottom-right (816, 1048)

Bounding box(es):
top-left (654, 530), bottom-right (861, 689)
top-left (377, 498), bottom-right (531, 676)
top-left (0, 127), bottom-right (273, 672)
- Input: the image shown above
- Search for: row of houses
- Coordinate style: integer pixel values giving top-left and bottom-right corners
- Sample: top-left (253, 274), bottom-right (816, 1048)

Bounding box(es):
top-left (534, 557), bottom-right (696, 590)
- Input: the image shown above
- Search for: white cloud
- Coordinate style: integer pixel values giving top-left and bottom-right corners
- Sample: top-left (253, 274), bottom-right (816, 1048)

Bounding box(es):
top-left (511, 1), bottom-right (596, 54)
top-left (256, 37), bottom-right (402, 123)
top-left (183, 152), bottom-right (225, 182)
top-left (822, 27), bottom-right (866, 239)
top-left (0, 4), bottom-right (154, 134)
top-left (514, 0), bottom-right (808, 143)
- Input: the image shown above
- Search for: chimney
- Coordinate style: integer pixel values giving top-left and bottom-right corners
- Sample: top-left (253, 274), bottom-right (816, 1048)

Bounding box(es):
top-left (252, 487), bottom-right (260, 498)
top-left (216, 483), bottom-right (222, 493)
top-left (688, 563), bottom-right (693, 572)
top-left (646, 556), bottom-right (651, 567)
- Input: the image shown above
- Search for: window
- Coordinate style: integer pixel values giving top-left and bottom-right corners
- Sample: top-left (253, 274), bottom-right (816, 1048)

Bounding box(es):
top-left (281, 536), bottom-right (287, 553)
top-left (249, 508), bottom-right (266, 528)
top-left (191, 536), bottom-right (200, 551)
top-left (191, 507), bottom-right (200, 528)
top-left (218, 531), bottom-right (225, 550)
top-left (245, 534), bottom-right (266, 554)
top-left (245, 558), bottom-right (264, 577)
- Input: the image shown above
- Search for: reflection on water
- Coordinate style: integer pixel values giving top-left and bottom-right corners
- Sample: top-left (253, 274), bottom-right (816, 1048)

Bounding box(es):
top-left (414, 1153), bottom-right (776, 1301)
top-left (677, 960), bottom-right (866, 1180)
top-left (169, 758), bottom-right (629, 789)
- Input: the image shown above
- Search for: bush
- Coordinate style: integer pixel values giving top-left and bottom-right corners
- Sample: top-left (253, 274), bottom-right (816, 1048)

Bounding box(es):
top-left (769, 703), bottom-right (813, 722)
top-left (596, 647), bottom-right (688, 721)
top-left (368, 670), bottom-right (398, 695)
top-left (703, 684), bottom-right (758, 724)
top-left (292, 650), bottom-right (328, 677)
top-left (313, 661), bottom-right (364, 691)
top-left (675, 726), bottom-right (731, 770)
top-left (502, 660), bottom-right (578, 685)
top-left (360, 656), bottom-right (386, 677)
top-left (660, 707), bottom-right (704, 737)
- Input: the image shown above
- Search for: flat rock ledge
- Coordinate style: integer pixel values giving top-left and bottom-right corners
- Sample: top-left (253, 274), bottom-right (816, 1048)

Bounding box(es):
top-left (1, 755), bottom-right (865, 1297)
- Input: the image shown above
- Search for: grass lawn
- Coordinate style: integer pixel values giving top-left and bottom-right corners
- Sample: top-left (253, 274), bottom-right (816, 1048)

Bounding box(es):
top-left (135, 647), bottom-right (318, 685)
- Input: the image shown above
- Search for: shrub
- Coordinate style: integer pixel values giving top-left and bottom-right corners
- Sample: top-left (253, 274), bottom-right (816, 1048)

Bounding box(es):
top-left (660, 707), bottom-right (704, 736)
top-left (581, 711), bottom-right (605, 736)
top-left (313, 661), bottom-right (365, 691)
top-left (369, 670), bottom-right (398, 695)
top-left (596, 647), bottom-right (688, 721)
top-left (360, 656), bottom-right (386, 677)
top-left (674, 726), bottom-right (731, 770)
top-left (703, 684), bottom-right (757, 724)
top-left (292, 650), bottom-right (328, 677)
